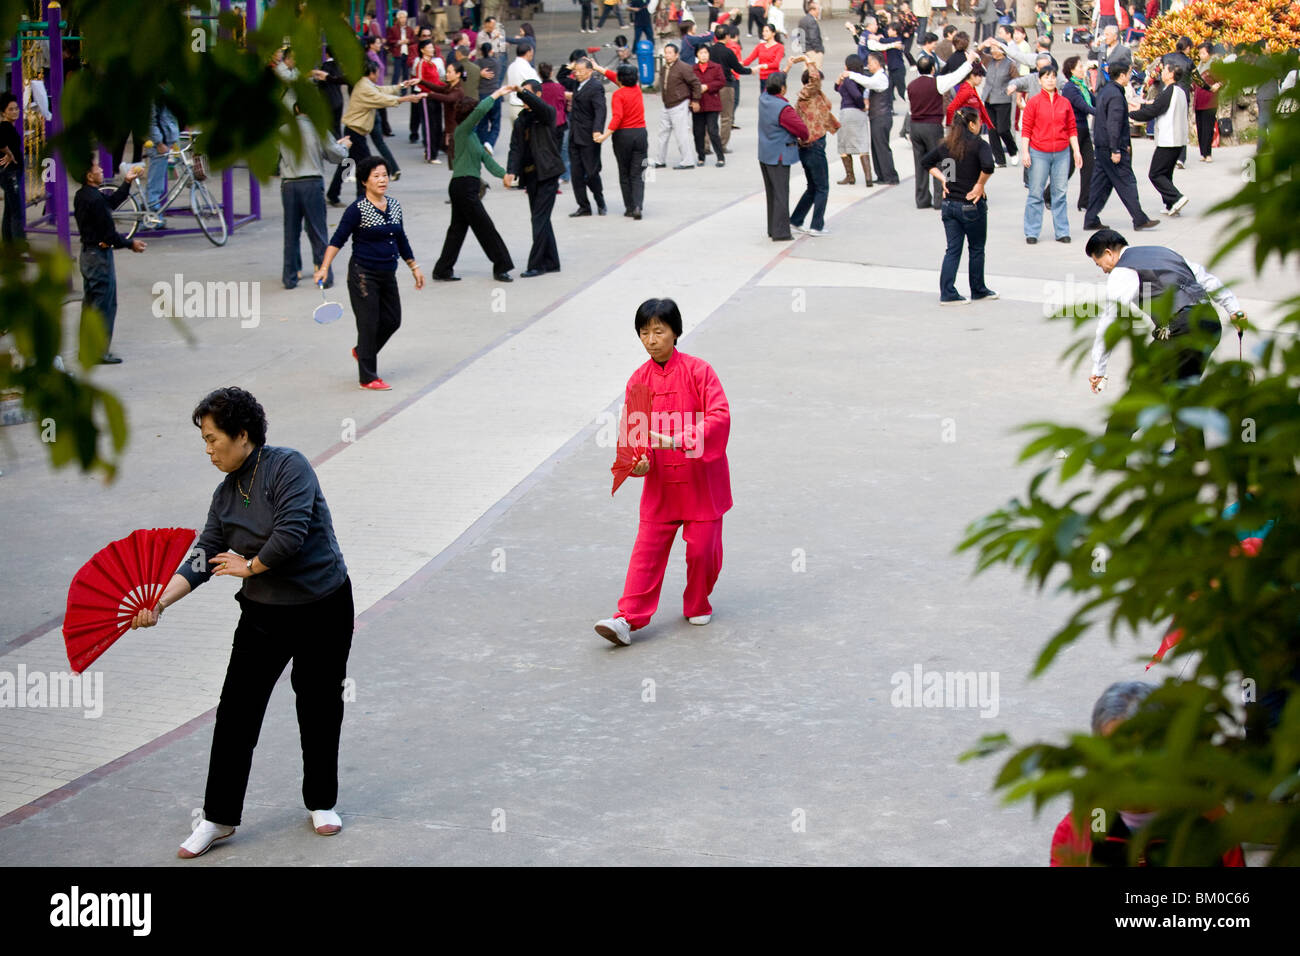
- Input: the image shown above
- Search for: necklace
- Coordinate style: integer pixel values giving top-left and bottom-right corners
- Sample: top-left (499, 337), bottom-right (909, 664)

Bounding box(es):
top-left (236, 446), bottom-right (262, 507)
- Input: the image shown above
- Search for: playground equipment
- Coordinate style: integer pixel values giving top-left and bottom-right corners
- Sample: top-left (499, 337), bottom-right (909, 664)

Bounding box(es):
top-left (5, 0), bottom-right (261, 252)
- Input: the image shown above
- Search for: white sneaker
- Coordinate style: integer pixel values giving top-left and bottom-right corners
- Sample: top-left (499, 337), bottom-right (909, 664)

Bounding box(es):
top-left (1010, 154), bottom-right (1020, 166)
top-left (178, 819), bottom-right (235, 859)
top-left (594, 617), bottom-right (632, 646)
top-left (688, 615), bottom-right (711, 625)
top-left (805, 228), bottom-right (831, 237)
top-left (1168, 195), bottom-right (1189, 216)
top-left (310, 808), bottom-right (343, 835)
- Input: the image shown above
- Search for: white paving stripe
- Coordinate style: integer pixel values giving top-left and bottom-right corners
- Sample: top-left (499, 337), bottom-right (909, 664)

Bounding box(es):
top-left (0, 186), bottom-right (880, 818)
top-left (758, 258), bottom-right (1285, 326)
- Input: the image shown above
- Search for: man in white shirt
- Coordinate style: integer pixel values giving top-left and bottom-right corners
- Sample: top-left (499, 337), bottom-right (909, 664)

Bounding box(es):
top-left (505, 43), bottom-right (541, 123)
top-left (1084, 228), bottom-right (1246, 392)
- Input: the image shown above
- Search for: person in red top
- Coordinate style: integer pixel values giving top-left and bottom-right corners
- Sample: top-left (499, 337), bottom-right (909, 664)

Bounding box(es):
top-left (1191, 41), bottom-right (1220, 162)
top-left (414, 40), bottom-right (445, 164)
top-left (1020, 64), bottom-right (1081, 243)
top-left (944, 65), bottom-right (994, 131)
top-left (1050, 681), bottom-right (1248, 867)
top-left (742, 23), bottom-right (785, 97)
top-left (594, 65), bottom-right (649, 219)
top-left (1095, 0), bottom-right (1118, 32)
top-left (692, 46), bottom-right (728, 166)
top-left (594, 298), bottom-right (732, 647)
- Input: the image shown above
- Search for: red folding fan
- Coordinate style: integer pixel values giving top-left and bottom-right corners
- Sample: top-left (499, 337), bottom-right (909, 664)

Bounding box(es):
top-left (63, 528), bottom-right (198, 672)
top-left (611, 383), bottom-right (654, 495)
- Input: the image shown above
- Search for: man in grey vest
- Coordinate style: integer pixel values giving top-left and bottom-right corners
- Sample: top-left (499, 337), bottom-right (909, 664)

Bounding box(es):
top-left (1085, 228), bottom-right (1247, 392)
top-left (758, 72), bottom-right (810, 241)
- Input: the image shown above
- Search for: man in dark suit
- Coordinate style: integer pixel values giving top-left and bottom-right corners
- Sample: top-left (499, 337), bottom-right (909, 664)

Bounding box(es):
top-left (507, 80), bottom-right (565, 275)
top-left (1084, 67), bottom-right (1159, 232)
top-left (567, 57), bottom-right (608, 216)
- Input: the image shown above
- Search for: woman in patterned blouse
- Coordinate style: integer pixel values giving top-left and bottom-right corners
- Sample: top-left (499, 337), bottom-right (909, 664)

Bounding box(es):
top-left (316, 156), bottom-right (425, 391)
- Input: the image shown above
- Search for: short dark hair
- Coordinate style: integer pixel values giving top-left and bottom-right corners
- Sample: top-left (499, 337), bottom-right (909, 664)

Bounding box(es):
top-left (454, 95), bottom-right (478, 120)
top-left (942, 24), bottom-right (957, 38)
top-left (617, 64), bottom-right (638, 86)
top-left (663, 42), bottom-right (679, 53)
top-left (356, 155), bottom-right (389, 185)
top-left (1085, 228), bottom-right (1129, 258)
top-left (1175, 34), bottom-right (1193, 53)
top-left (479, 41), bottom-right (493, 57)
top-left (538, 61), bottom-right (553, 81)
top-left (922, 31), bottom-right (938, 44)
top-left (714, 25), bottom-right (728, 40)
top-left (364, 59), bottom-right (381, 78)
top-left (192, 387), bottom-right (268, 446)
top-left (916, 54), bottom-right (935, 75)
top-left (845, 53), bottom-right (864, 73)
top-left (765, 71), bottom-right (787, 94)
top-left (1165, 61), bottom-right (1184, 83)
top-left (0, 91), bottom-right (17, 112)
top-left (1038, 64), bottom-right (1058, 78)
top-left (1198, 40), bottom-right (1214, 56)
top-left (614, 33), bottom-right (628, 47)
top-left (521, 78), bottom-right (542, 95)
top-left (1062, 55), bottom-right (1081, 78)
top-left (634, 298), bottom-right (683, 341)
top-left (867, 52), bottom-right (885, 69)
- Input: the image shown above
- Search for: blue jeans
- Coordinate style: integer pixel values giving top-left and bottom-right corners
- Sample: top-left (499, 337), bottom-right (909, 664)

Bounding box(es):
top-left (79, 247), bottom-right (117, 350)
top-left (281, 177), bottom-right (332, 289)
top-left (791, 137), bottom-right (829, 231)
top-left (940, 198), bottom-right (991, 301)
top-left (146, 107), bottom-right (180, 212)
top-left (476, 96), bottom-right (502, 149)
top-left (1024, 146), bottom-right (1071, 240)
top-left (560, 124), bottom-right (572, 182)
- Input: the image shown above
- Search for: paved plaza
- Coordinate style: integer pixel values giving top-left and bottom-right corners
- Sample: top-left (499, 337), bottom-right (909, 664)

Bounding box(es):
top-left (1, 11), bottom-right (1295, 866)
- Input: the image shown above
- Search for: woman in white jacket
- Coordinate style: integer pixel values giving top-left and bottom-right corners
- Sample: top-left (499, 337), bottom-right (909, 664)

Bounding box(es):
top-left (1129, 60), bottom-right (1189, 216)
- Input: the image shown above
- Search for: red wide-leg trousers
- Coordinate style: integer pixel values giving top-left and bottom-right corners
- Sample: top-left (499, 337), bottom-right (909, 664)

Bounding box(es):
top-left (616, 518), bottom-right (723, 629)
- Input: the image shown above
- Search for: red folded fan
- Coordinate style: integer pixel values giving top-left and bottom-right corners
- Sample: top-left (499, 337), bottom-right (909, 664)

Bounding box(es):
top-left (63, 528), bottom-right (198, 672)
top-left (611, 383), bottom-right (654, 495)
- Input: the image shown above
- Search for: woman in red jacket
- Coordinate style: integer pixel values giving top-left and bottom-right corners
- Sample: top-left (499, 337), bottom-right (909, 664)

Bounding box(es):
top-left (945, 64), bottom-right (995, 132)
top-left (692, 46), bottom-right (727, 166)
top-left (414, 40), bottom-right (445, 164)
top-left (742, 23), bottom-right (785, 98)
top-left (594, 65), bottom-right (649, 218)
top-left (594, 297), bottom-right (732, 648)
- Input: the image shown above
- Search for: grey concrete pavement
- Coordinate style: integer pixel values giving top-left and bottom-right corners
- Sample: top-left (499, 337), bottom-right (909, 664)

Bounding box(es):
top-left (0, 12), bottom-right (1294, 865)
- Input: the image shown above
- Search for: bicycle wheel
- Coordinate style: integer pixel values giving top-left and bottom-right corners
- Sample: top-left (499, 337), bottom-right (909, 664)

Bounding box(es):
top-left (191, 182), bottom-right (227, 246)
top-left (98, 184), bottom-right (141, 242)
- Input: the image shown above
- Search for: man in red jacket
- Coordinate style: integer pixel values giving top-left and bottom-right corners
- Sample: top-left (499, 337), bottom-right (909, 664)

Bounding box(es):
top-left (1021, 64), bottom-right (1082, 244)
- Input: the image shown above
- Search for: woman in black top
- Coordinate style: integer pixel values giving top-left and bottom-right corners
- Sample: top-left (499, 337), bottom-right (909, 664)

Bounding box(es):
top-left (316, 156), bottom-right (425, 391)
top-left (0, 92), bottom-right (24, 242)
top-left (922, 105), bottom-right (998, 305)
top-left (129, 387), bottom-right (354, 858)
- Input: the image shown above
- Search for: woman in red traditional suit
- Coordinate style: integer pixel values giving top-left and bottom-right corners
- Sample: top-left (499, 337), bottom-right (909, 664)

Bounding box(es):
top-left (595, 298), bottom-right (732, 647)
top-left (414, 39), bottom-right (445, 163)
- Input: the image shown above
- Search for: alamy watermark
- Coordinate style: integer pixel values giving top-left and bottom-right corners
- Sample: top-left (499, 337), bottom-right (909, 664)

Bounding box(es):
top-left (890, 664), bottom-right (999, 718)
top-left (0, 665), bottom-right (103, 718)
top-left (151, 273), bottom-right (261, 328)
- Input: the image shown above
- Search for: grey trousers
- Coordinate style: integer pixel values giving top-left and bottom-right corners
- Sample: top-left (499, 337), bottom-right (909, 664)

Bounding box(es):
top-left (760, 162), bottom-right (792, 240)
top-left (910, 121), bottom-right (944, 209)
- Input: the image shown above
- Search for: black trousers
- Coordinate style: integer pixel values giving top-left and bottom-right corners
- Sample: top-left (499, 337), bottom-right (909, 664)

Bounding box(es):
top-left (1195, 108), bottom-right (1216, 159)
top-left (760, 162), bottom-right (792, 240)
top-left (869, 111), bottom-right (899, 183)
top-left (1071, 126), bottom-right (1094, 211)
top-left (888, 67), bottom-right (907, 105)
top-left (569, 141), bottom-right (605, 212)
top-left (434, 175), bottom-right (514, 277)
top-left (327, 127), bottom-right (372, 203)
top-left (1, 168), bottom-right (25, 241)
top-left (1148, 144), bottom-right (1183, 210)
top-left (747, 5), bottom-right (766, 34)
top-left (693, 110), bottom-right (723, 163)
top-left (525, 175), bottom-right (561, 272)
top-left (910, 121), bottom-right (944, 209)
top-left (1084, 148), bottom-right (1150, 228)
top-left (369, 125), bottom-right (400, 177)
top-left (986, 102), bottom-right (1018, 165)
top-left (612, 127), bottom-right (648, 212)
top-left (347, 260), bottom-right (402, 384)
top-left (204, 578), bottom-right (354, 827)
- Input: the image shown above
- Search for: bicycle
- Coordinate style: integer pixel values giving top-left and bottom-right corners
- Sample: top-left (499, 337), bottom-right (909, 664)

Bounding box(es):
top-left (100, 132), bottom-right (227, 246)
